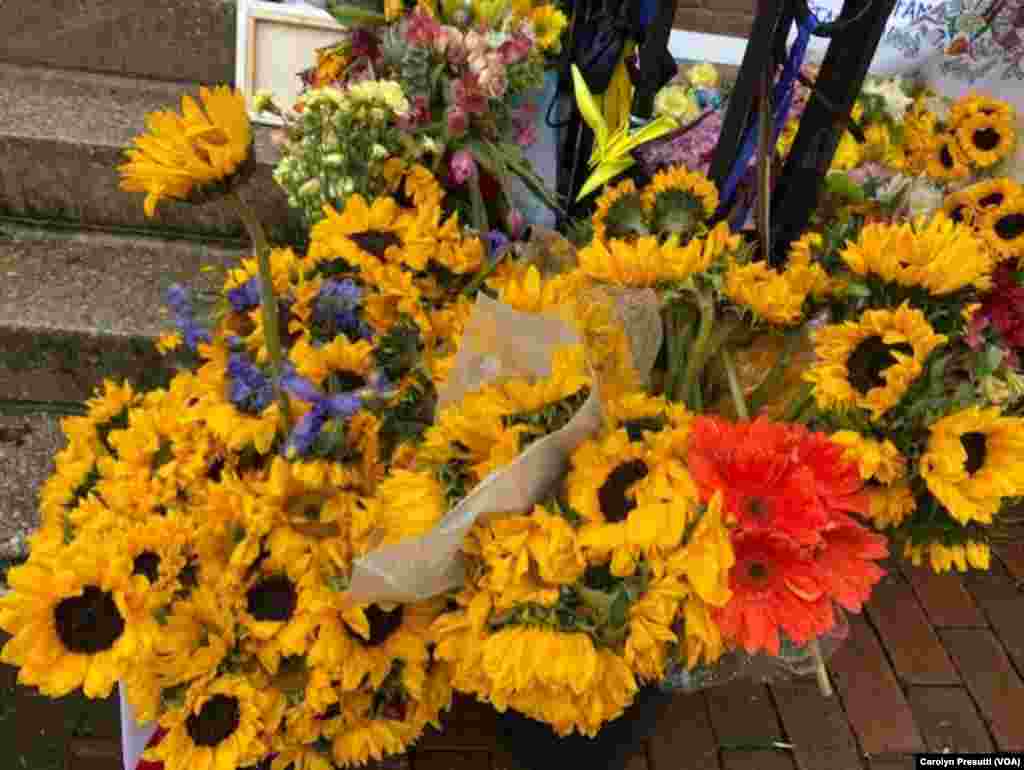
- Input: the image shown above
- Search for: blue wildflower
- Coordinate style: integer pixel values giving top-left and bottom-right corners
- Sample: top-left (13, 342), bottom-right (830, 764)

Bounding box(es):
top-left (165, 284), bottom-right (211, 351)
top-left (227, 352), bottom-right (274, 413)
top-left (314, 278), bottom-right (371, 341)
top-left (281, 373), bottom-right (363, 457)
top-left (485, 230), bottom-right (510, 258)
top-left (227, 277), bottom-right (262, 313)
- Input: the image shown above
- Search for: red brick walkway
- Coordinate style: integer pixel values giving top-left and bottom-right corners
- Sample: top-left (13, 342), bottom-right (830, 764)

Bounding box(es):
top-left (7, 548), bottom-right (1023, 770)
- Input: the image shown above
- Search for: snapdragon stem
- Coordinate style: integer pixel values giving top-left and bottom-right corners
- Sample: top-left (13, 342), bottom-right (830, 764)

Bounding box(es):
top-left (228, 190), bottom-right (293, 431)
top-left (468, 171), bottom-right (488, 233)
top-left (722, 349), bottom-right (750, 420)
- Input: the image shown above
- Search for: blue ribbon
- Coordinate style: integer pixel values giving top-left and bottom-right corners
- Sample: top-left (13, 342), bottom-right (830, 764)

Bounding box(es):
top-left (719, 11), bottom-right (819, 226)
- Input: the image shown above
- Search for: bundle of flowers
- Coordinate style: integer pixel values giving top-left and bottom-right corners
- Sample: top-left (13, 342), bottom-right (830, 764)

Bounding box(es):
top-left (3, 67), bottom-right (1022, 770)
top-left (262, 0), bottom-right (567, 230)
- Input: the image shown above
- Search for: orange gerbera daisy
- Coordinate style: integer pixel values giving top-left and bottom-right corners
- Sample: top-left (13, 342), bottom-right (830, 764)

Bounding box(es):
top-left (686, 417), bottom-right (828, 546)
top-left (714, 534), bottom-right (835, 656)
top-left (812, 520), bottom-right (888, 613)
top-left (793, 428), bottom-right (868, 518)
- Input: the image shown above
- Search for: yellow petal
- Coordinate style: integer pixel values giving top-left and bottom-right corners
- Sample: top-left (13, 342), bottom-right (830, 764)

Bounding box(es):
top-left (572, 64), bottom-right (608, 153)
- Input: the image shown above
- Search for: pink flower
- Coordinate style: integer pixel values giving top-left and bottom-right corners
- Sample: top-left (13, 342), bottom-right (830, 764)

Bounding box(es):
top-left (447, 106), bottom-right (469, 137)
top-left (437, 27), bottom-right (468, 66)
top-left (478, 65), bottom-right (508, 99)
top-left (406, 8), bottom-right (441, 46)
top-left (498, 35), bottom-right (532, 66)
top-left (507, 208), bottom-right (526, 239)
top-left (515, 118), bottom-right (537, 148)
top-left (453, 73), bottom-right (487, 115)
top-left (450, 150), bottom-right (477, 185)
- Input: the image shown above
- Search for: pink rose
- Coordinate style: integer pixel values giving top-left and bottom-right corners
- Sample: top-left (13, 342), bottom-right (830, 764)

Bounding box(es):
top-left (450, 150), bottom-right (477, 185)
top-left (498, 36), bottom-right (532, 66)
top-left (453, 73), bottom-right (487, 115)
top-left (478, 64), bottom-right (507, 99)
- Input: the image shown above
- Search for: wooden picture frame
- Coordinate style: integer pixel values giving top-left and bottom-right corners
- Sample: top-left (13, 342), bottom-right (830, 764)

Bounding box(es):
top-left (236, 0), bottom-right (347, 126)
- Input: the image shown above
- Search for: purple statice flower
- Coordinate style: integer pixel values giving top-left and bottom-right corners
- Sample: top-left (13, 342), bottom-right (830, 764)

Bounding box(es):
top-left (281, 373), bottom-right (363, 457)
top-left (165, 284), bottom-right (211, 351)
top-left (485, 230), bottom-right (510, 258)
top-left (634, 110), bottom-right (724, 177)
top-left (227, 352), bottom-right (274, 413)
top-left (314, 278), bottom-right (371, 341)
top-left (227, 277), bottom-right (261, 313)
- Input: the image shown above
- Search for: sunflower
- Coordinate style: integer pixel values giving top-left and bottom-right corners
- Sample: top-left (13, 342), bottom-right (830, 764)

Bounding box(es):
top-left (148, 584), bottom-right (237, 689)
top-left (119, 85), bottom-right (252, 217)
top-left (968, 177), bottom-right (1022, 214)
top-left (641, 166), bottom-right (719, 237)
top-left (530, 4), bottom-right (568, 51)
top-left (622, 574), bottom-right (686, 681)
top-left (920, 406), bottom-right (1024, 525)
top-left (240, 557), bottom-right (318, 674)
top-left (591, 178), bottom-right (645, 242)
top-left (903, 539), bottom-right (991, 573)
top-left (579, 223), bottom-right (736, 287)
top-left (0, 549), bottom-right (148, 698)
top-left (724, 246), bottom-right (831, 325)
top-left (117, 516), bottom-right (193, 606)
top-left (978, 198), bottom-right (1024, 261)
top-left (308, 195), bottom-right (408, 275)
top-left (943, 187), bottom-right (979, 226)
top-left (956, 112), bottom-right (1016, 168)
top-left (713, 534), bottom-right (835, 656)
top-left (925, 134), bottom-right (971, 181)
top-left (148, 675), bottom-right (283, 770)
top-left (331, 598), bottom-right (442, 694)
top-left (830, 430), bottom-right (906, 486)
top-left (840, 213), bottom-right (993, 295)
top-left (950, 93), bottom-right (1015, 127)
top-left (804, 304), bottom-right (947, 420)
top-left (477, 626), bottom-right (639, 737)
top-left (866, 481), bottom-right (917, 529)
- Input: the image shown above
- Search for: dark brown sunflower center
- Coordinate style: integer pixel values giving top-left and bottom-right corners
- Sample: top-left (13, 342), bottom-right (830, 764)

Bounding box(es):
top-left (960, 431), bottom-right (988, 475)
top-left (185, 694), bottom-right (241, 748)
top-left (598, 459), bottom-right (650, 523)
top-left (350, 231), bottom-right (401, 258)
top-left (847, 336), bottom-right (914, 394)
top-left (979, 192), bottom-right (1005, 209)
top-left (950, 205), bottom-right (968, 223)
top-left (132, 552), bottom-right (161, 584)
top-left (748, 562), bottom-right (769, 581)
top-left (54, 586), bottom-right (125, 654)
top-left (207, 457), bottom-right (226, 482)
top-left (178, 561), bottom-right (199, 591)
top-left (995, 213), bottom-right (1024, 241)
top-left (319, 702), bottom-right (343, 721)
top-left (363, 604), bottom-right (405, 647)
top-left (940, 144), bottom-right (955, 169)
top-left (333, 370), bottom-right (367, 392)
top-left (246, 575), bottom-right (298, 622)
top-left (973, 127), bottom-right (1001, 151)
top-left (622, 417), bottom-right (665, 443)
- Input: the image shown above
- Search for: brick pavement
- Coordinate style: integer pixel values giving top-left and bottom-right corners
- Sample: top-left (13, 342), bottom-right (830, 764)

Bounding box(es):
top-left (4, 549), bottom-right (1022, 770)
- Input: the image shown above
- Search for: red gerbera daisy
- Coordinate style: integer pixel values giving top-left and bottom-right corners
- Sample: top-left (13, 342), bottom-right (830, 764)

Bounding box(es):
top-left (714, 534), bottom-right (835, 656)
top-left (793, 428), bottom-right (869, 520)
top-left (813, 521), bottom-right (888, 613)
top-left (687, 416), bottom-right (829, 545)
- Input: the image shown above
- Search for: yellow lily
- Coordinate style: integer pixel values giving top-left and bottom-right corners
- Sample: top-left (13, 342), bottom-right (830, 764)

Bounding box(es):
top-left (572, 63), bottom-right (677, 201)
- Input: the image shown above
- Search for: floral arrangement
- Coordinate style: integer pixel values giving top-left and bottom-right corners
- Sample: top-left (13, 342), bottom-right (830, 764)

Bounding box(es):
top-left (262, 0), bottom-right (567, 231)
top-left (3, 46), bottom-right (1024, 770)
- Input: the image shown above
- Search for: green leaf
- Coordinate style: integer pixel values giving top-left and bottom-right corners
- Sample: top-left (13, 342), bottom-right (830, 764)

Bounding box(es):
top-left (985, 344), bottom-right (1005, 372)
top-left (608, 589), bottom-right (630, 629)
top-left (825, 173), bottom-right (866, 203)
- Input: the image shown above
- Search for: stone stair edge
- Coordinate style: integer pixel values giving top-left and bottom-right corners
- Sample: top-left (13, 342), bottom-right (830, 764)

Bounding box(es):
top-left (0, 61), bottom-right (294, 240)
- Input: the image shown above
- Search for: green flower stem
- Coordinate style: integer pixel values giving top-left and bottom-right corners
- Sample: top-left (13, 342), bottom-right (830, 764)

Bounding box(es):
top-left (681, 289), bottom-right (716, 410)
top-left (665, 302), bottom-right (695, 403)
top-left (809, 639), bottom-right (833, 697)
top-left (722, 349), bottom-right (750, 421)
top-left (468, 170), bottom-right (489, 233)
top-left (228, 190), bottom-right (293, 432)
top-left (781, 382), bottom-right (814, 423)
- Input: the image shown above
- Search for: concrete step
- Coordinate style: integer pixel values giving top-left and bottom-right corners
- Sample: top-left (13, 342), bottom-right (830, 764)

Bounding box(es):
top-left (3, 0), bottom-right (236, 85)
top-left (0, 62), bottom-right (298, 242)
top-left (0, 224), bottom-right (244, 558)
top-left (0, 224), bottom-right (239, 404)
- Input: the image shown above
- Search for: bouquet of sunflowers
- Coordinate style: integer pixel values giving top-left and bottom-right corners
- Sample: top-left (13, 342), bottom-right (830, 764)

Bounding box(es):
top-left (4, 61), bottom-right (1024, 770)
top-left (263, 0), bottom-right (567, 231)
